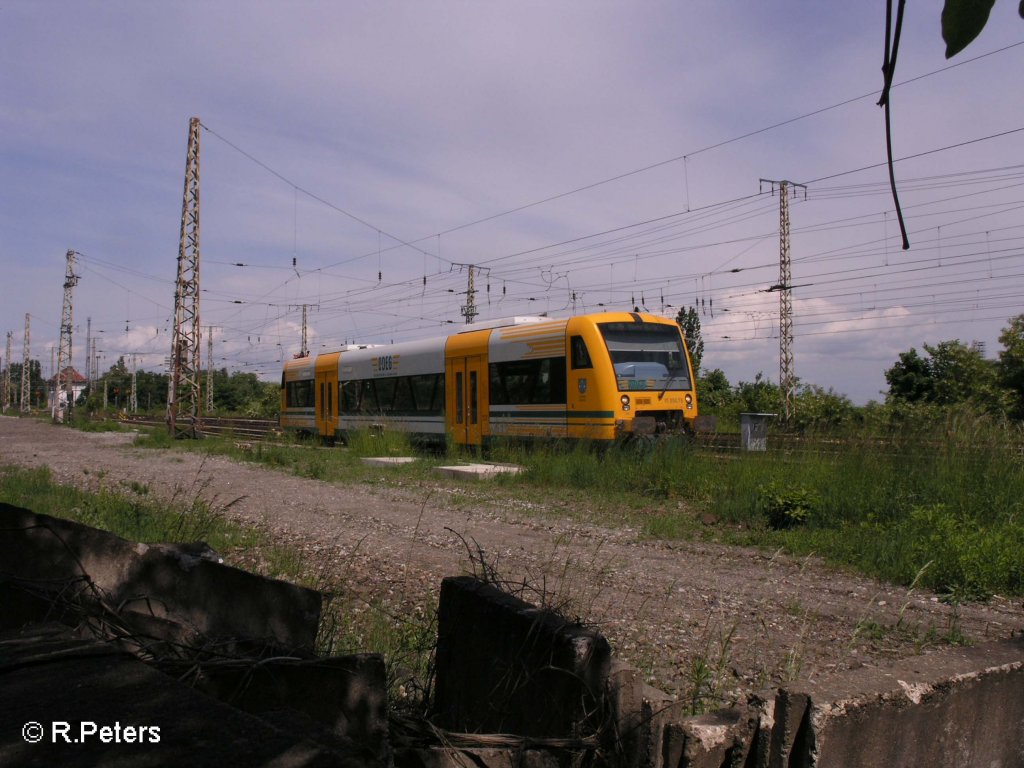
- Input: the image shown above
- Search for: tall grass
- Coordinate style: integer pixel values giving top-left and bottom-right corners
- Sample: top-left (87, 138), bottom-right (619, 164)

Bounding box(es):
top-left (0, 464), bottom-right (248, 547)
top-left (491, 417), bottom-right (1024, 598)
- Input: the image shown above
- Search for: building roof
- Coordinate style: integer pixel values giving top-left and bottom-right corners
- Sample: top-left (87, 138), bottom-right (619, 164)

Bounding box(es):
top-left (48, 367), bottom-right (87, 386)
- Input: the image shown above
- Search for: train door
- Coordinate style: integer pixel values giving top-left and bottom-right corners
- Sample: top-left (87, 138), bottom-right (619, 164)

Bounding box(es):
top-left (315, 352), bottom-right (340, 440)
top-left (444, 330), bottom-right (491, 447)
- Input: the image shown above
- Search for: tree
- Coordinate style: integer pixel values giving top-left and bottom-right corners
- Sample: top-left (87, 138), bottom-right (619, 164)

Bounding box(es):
top-left (997, 314), bottom-right (1024, 419)
top-left (7, 360), bottom-right (44, 409)
top-left (675, 306), bottom-right (703, 375)
top-left (698, 368), bottom-right (732, 410)
top-left (735, 372), bottom-right (781, 415)
top-left (885, 340), bottom-right (1004, 412)
top-left (885, 348), bottom-right (935, 403)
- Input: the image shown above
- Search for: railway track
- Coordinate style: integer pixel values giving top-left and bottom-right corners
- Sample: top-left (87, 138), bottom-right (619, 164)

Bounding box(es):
top-left (110, 415), bottom-right (1022, 458)
top-left (118, 415), bottom-right (278, 440)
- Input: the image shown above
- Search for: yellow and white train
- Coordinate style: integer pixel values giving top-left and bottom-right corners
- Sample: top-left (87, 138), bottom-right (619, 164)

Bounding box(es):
top-left (280, 311), bottom-right (698, 447)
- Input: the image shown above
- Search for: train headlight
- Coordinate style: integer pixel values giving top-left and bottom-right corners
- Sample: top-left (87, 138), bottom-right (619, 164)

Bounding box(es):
top-left (620, 395), bottom-right (630, 407)
top-left (685, 394), bottom-right (693, 408)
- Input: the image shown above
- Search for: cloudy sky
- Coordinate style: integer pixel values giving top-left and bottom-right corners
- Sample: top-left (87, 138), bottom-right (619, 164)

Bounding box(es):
top-left (2, 2), bottom-right (1023, 404)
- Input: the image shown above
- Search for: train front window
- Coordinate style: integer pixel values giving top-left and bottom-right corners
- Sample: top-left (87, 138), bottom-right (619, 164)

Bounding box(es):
top-left (598, 322), bottom-right (692, 392)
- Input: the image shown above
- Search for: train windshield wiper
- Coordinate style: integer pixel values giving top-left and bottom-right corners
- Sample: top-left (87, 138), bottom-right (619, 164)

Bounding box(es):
top-left (657, 372), bottom-right (678, 400)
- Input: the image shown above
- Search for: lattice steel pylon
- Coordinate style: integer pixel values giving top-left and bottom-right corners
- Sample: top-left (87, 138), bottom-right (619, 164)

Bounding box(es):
top-left (3, 331), bottom-right (11, 412)
top-left (54, 249), bottom-right (79, 422)
top-left (206, 326), bottom-right (214, 412)
top-left (462, 265), bottom-right (478, 324)
top-left (168, 116), bottom-right (203, 439)
top-left (761, 179), bottom-right (806, 422)
top-left (21, 314), bottom-right (30, 413)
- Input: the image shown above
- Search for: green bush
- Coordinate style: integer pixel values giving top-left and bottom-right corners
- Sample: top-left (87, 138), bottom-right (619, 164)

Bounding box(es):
top-left (757, 482), bottom-right (819, 529)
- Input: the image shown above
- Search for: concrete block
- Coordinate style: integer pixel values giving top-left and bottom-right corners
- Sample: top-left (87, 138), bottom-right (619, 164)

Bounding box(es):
top-left (433, 463), bottom-right (522, 481)
top-left (776, 636), bottom-right (1024, 768)
top-left (604, 660), bottom-right (677, 768)
top-left (767, 687), bottom-right (809, 768)
top-left (0, 623), bottom-right (373, 767)
top-left (193, 653), bottom-right (390, 763)
top-left (397, 746), bottom-right (564, 768)
top-left (433, 576), bottom-right (611, 738)
top-left (361, 457), bottom-right (418, 467)
top-left (0, 503), bottom-right (322, 653)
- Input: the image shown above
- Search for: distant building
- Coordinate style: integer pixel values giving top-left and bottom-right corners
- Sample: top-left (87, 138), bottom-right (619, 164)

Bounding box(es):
top-left (48, 367), bottom-right (88, 413)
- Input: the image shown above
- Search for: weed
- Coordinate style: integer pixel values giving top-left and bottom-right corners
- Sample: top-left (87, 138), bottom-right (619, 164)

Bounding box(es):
top-left (684, 615), bottom-right (738, 715)
top-left (757, 483), bottom-right (820, 530)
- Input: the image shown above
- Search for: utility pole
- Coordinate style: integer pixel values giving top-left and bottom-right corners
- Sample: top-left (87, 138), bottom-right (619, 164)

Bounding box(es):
top-left (287, 304), bottom-right (317, 357)
top-left (21, 313), bottom-right (30, 413)
top-left (206, 326), bottom-right (214, 412)
top-left (449, 263), bottom-right (484, 325)
top-left (130, 354), bottom-right (138, 413)
top-left (760, 179), bottom-right (806, 422)
top-left (463, 265), bottom-right (477, 324)
top-left (55, 249), bottom-right (79, 422)
top-left (85, 317), bottom-right (91, 385)
top-left (3, 331), bottom-right (11, 412)
top-left (168, 116), bottom-right (203, 439)
top-left (301, 305), bottom-right (308, 357)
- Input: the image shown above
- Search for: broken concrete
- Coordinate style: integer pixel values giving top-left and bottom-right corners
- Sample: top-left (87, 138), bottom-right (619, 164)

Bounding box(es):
top-left (190, 653), bottom-right (390, 764)
top-left (433, 575), bottom-right (1024, 768)
top-left (0, 622), bottom-right (365, 767)
top-left (774, 639), bottom-right (1024, 767)
top-left (0, 502), bottom-right (321, 653)
top-left (432, 575), bottom-right (610, 738)
top-left (0, 503), bottom-right (391, 765)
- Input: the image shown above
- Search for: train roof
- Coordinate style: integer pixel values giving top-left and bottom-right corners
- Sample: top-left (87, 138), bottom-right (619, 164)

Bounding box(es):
top-left (456, 315), bottom-right (551, 333)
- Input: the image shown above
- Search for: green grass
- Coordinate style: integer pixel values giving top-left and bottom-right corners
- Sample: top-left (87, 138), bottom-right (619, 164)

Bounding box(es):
top-left (129, 416), bottom-right (1024, 599)
top-left (485, 420), bottom-right (1024, 599)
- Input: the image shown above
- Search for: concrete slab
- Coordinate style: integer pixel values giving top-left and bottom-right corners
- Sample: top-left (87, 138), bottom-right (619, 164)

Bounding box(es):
top-left (433, 576), bottom-right (609, 738)
top-left (360, 457), bottom-right (418, 467)
top-left (0, 504), bottom-right (322, 653)
top-left (0, 623), bottom-right (370, 767)
top-left (433, 463), bottom-right (522, 481)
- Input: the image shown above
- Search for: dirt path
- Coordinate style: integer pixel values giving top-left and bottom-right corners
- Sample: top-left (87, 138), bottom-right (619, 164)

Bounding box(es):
top-left (1, 415), bottom-right (1020, 704)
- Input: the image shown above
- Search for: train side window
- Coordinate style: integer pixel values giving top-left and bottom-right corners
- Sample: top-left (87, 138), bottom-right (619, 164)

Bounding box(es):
top-left (469, 371), bottom-right (478, 424)
top-left (376, 378), bottom-right (397, 411)
top-left (571, 336), bottom-right (592, 369)
top-left (341, 380), bottom-right (359, 412)
top-left (455, 372), bottom-right (464, 423)
top-left (358, 380), bottom-right (378, 413)
top-left (433, 374), bottom-right (445, 413)
top-left (327, 385), bottom-right (333, 419)
top-left (393, 377), bottom-right (415, 412)
top-left (489, 357), bottom-right (567, 405)
top-left (286, 380), bottom-right (314, 408)
top-left (412, 374), bottom-right (442, 414)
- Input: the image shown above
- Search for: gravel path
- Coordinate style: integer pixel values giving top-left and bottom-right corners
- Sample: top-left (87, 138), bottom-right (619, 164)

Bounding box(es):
top-left (2, 415), bottom-right (1021, 704)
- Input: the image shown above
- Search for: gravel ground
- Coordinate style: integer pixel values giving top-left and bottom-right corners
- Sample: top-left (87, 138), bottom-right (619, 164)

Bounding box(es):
top-left (2, 415), bottom-right (1021, 706)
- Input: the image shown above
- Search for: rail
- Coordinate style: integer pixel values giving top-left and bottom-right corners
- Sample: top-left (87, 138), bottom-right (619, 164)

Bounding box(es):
top-left (117, 415), bottom-right (278, 440)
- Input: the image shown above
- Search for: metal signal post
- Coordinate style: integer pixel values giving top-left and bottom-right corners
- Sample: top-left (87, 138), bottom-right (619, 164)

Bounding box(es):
top-left (168, 117), bottom-right (203, 439)
top-left (21, 314), bottom-right (30, 413)
top-left (54, 249), bottom-right (79, 422)
top-left (760, 179), bottom-right (806, 422)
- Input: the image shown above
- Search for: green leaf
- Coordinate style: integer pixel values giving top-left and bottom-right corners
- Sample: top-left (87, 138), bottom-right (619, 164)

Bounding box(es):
top-left (942, 0), bottom-right (996, 58)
